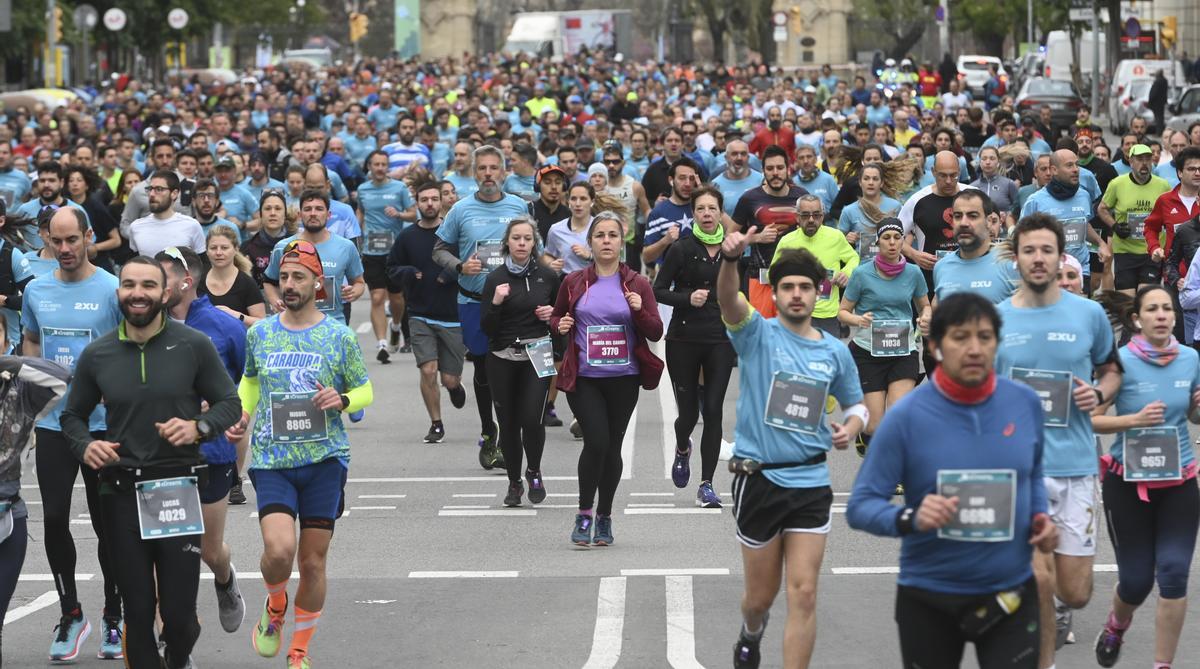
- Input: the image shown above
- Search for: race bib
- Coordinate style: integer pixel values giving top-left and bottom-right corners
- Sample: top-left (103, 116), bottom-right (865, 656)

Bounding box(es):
top-left (270, 391), bottom-right (330, 443)
top-left (1127, 213), bottom-right (1148, 240)
top-left (314, 276), bottom-right (338, 312)
top-left (42, 327), bottom-right (92, 369)
top-left (870, 320), bottom-right (912, 357)
top-left (1123, 426), bottom-right (1182, 481)
top-left (858, 232), bottom-right (880, 261)
top-left (764, 371), bottom-right (828, 435)
top-left (1010, 367), bottom-right (1072, 427)
top-left (585, 325), bottom-right (629, 366)
top-left (525, 337), bottom-right (557, 378)
top-left (136, 477), bottom-right (204, 540)
top-left (1062, 218), bottom-right (1088, 249)
top-left (937, 469), bottom-right (1017, 542)
top-left (758, 268), bottom-right (769, 285)
top-left (367, 230), bottom-right (395, 253)
top-left (818, 269), bottom-right (834, 300)
top-left (474, 239), bottom-right (505, 273)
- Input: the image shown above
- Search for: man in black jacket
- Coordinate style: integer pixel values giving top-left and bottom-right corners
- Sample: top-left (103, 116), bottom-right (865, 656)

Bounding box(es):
top-left (1149, 70), bottom-right (1169, 134)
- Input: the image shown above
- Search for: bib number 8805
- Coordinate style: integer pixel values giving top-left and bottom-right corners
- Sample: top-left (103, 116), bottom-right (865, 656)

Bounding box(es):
top-left (959, 508), bottom-right (996, 525)
top-left (286, 419), bottom-right (313, 431)
top-left (158, 508), bottom-right (187, 523)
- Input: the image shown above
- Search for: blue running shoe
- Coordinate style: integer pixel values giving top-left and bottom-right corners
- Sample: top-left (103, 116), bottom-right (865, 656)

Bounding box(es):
top-left (348, 409), bottom-right (365, 423)
top-left (49, 611), bottom-right (91, 662)
top-left (696, 481), bottom-right (723, 509)
top-left (671, 440), bottom-right (692, 488)
top-left (571, 514), bottom-right (593, 546)
top-left (97, 615), bottom-right (122, 659)
top-left (592, 515), bottom-right (614, 546)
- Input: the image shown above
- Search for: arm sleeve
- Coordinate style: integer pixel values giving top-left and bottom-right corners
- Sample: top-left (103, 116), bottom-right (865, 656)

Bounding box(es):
top-left (237, 375), bottom-right (261, 418)
top-left (343, 381), bottom-right (373, 413)
top-left (630, 276), bottom-right (664, 341)
top-left (652, 243), bottom-right (692, 308)
top-left (1029, 393), bottom-right (1048, 515)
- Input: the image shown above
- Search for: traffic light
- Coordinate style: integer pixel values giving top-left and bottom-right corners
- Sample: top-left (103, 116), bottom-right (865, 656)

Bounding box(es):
top-left (1160, 16), bottom-right (1177, 50)
top-left (349, 12), bottom-right (369, 43)
top-left (789, 6), bottom-right (802, 33)
top-left (52, 5), bottom-right (63, 42)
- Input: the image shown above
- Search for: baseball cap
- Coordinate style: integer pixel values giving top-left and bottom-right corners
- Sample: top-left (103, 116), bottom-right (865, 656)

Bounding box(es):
top-left (576, 136), bottom-right (595, 149)
top-left (535, 164), bottom-right (567, 189)
top-left (627, 92), bottom-right (638, 102)
top-left (279, 239), bottom-right (328, 301)
top-left (567, 94), bottom-right (583, 104)
top-left (1128, 144), bottom-right (1152, 157)
top-left (1073, 127), bottom-right (1094, 139)
top-left (215, 154), bottom-right (237, 170)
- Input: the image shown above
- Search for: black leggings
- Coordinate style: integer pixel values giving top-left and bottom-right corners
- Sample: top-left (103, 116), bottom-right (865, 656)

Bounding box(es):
top-left (665, 340), bottom-right (735, 483)
top-left (486, 354), bottom-right (550, 482)
top-left (1102, 474), bottom-right (1200, 606)
top-left (0, 514), bottom-right (28, 665)
top-left (101, 489), bottom-right (200, 669)
top-left (568, 374), bottom-right (640, 516)
top-left (35, 428), bottom-right (120, 617)
top-left (895, 578), bottom-right (1040, 669)
top-left (470, 354), bottom-right (496, 437)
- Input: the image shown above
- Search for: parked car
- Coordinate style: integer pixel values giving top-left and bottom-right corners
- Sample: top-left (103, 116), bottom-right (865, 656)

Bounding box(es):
top-left (956, 55), bottom-right (1007, 98)
top-left (1015, 77), bottom-right (1084, 129)
top-left (1107, 59), bottom-right (1188, 130)
top-left (1111, 79), bottom-right (1153, 133)
top-left (1012, 51), bottom-right (1045, 91)
top-left (1166, 85), bottom-right (1200, 132)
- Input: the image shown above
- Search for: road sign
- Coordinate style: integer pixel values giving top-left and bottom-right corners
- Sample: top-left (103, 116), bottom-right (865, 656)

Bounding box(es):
top-left (773, 11), bottom-right (787, 27)
top-left (167, 8), bottom-right (188, 30)
top-left (1125, 17), bottom-right (1141, 38)
top-left (102, 7), bottom-right (126, 31)
top-left (73, 4), bottom-right (98, 31)
top-left (773, 25), bottom-right (787, 43)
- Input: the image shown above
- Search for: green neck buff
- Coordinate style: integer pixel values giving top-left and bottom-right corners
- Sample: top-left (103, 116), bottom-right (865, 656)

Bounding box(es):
top-left (692, 223), bottom-right (725, 245)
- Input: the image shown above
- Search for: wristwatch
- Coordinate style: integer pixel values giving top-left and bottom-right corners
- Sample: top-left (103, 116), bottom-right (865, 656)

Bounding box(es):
top-left (239, 312), bottom-right (246, 322)
top-left (195, 418), bottom-right (215, 443)
top-left (455, 262), bottom-right (464, 274)
top-left (896, 507), bottom-right (917, 535)
top-left (1093, 387), bottom-right (1105, 405)
top-left (339, 394), bottom-right (351, 411)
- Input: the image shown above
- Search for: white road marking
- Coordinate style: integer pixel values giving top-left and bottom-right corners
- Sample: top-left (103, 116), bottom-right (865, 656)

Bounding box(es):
top-left (581, 576), bottom-right (626, 669)
top-left (438, 509), bottom-right (536, 517)
top-left (358, 494), bottom-right (407, 499)
top-left (627, 503), bottom-right (676, 508)
top-left (629, 492), bottom-right (675, 497)
top-left (831, 565), bottom-right (1119, 575)
top-left (442, 505), bottom-right (490, 509)
top-left (199, 571), bottom-right (298, 580)
top-left (545, 493), bottom-right (576, 498)
top-left (349, 505), bottom-right (396, 511)
top-left (666, 575), bottom-right (705, 669)
top-left (451, 493), bottom-right (496, 498)
top-left (623, 508), bottom-right (721, 515)
top-left (19, 573), bottom-right (93, 582)
top-left (621, 568), bottom-right (730, 577)
top-left (356, 322), bottom-right (371, 334)
top-left (4, 591), bottom-right (57, 625)
top-left (69, 519), bottom-right (91, 524)
top-left (408, 571), bottom-right (520, 579)
top-left (621, 406), bottom-right (637, 480)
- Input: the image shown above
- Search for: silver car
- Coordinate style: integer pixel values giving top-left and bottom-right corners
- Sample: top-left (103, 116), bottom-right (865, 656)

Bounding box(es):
top-left (1166, 86), bottom-right (1200, 133)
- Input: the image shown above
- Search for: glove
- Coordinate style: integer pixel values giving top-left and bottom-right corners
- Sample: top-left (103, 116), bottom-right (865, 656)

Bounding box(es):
top-left (1113, 222), bottom-right (1131, 239)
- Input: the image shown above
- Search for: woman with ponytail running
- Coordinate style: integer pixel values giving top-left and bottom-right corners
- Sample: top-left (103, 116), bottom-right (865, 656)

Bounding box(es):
top-left (551, 214), bottom-right (663, 546)
top-left (654, 186), bottom-right (736, 508)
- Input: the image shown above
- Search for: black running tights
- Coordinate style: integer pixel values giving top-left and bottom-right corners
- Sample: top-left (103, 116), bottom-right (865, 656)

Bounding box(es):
top-left (486, 355), bottom-right (550, 483)
top-left (666, 340), bottom-right (735, 483)
top-left (470, 354), bottom-right (496, 436)
top-left (568, 374), bottom-right (640, 516)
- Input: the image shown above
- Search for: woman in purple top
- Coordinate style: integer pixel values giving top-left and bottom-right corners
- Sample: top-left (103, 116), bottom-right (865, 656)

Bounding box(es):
top-left (551, 213), bottom-right (664, 547)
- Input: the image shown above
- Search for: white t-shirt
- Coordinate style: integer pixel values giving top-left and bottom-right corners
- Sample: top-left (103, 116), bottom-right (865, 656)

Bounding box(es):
top-left (128, 212), bottom-right (207, 258)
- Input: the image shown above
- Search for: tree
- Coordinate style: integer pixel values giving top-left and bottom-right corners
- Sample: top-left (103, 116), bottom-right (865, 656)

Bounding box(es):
top-left (853, 0), bottom-right (932, 59)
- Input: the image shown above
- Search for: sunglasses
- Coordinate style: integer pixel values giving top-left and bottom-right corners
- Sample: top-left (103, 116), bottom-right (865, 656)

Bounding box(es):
top-left (283, 239), bottom-right (317, 257)
top-left (603, 159), bottom-right (622, 165)
top-left (161, 246), bottom-right (190, 273)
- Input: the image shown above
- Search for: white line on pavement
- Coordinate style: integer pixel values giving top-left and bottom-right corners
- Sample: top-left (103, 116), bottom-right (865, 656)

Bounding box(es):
top-left (358, 494), bottom-right (407, 499)
top-left (623, 508), bottom-right (720, 515)
top-left (356, 322), bottom-right (371, 334)
top-left (408, 571), bottom-right (520, 578)
top-left (451, 493), bottom-right (497, 498)
top-left (442, 505), bottom-right (490, 509)
top-left (69, 519), bottom-right (91, 524)
top-left (4, 591), bottom-right (57, 625)
top-left (621, 568), bottom-right (730, 577)
top-left (437, 509), bottom-right (536, 517)
top-left (832, 565), bottom-right (1119, 575)
top-left (627, 503), bottom-right (676, 508)
top-left (666, 575), bottom-right (705, 669)
top-left (199, 571), bottom-right (298, 580)
top-left (19, 573), bottom-right (93, 582)
top-left (349, 506), bottom-right (397, 510)
top-left (629, 492), bottom-right (675, 497)
top-left (621, 406), bottom-right (637, 480)
top-left (581, 576), bottom-right (626, 669)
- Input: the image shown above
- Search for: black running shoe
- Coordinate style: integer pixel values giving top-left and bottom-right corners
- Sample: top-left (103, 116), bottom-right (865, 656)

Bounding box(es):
top-left (733, 633), bottom-right (761, 669)
top-left (543, 405), bottom-right (563, 427)
top-left (228, 476), bottom-right (247, 505)
top-left (525, 469), bottom-right (547, 504)
top-left (448, 384), bottom-right (466, 409)
top-left (569, 419), bottom-right (583, 440)
top-left (398, 343), bottom-right (412, 354)
top-left (504, 481), bottom-right (524, 507)
top-left (376, 344), bottom-right (390, 364)
top-left (423, 424), bottom-right (445, 444)
top-left (388, 326), bottom-right (401, 351)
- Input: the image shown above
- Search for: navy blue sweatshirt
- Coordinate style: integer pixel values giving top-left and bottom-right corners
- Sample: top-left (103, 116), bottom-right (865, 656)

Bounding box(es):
top-left (847, 377), bottom-right (1047, 594)
top-left (386, 223), bottom-right (460, 323)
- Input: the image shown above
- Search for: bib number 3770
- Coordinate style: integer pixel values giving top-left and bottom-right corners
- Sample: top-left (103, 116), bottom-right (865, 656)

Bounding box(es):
top-left (136, 477), bottom-right (204, 540)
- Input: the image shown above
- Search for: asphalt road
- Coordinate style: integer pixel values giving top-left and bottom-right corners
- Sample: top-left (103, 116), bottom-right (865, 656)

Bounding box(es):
top-left (6, 299), bottom-right (1200, 669)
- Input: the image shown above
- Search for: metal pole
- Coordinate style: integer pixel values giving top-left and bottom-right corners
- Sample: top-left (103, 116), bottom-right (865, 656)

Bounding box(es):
top-left (1027, 0), bottom-right (1033, 46)
top-left (1090, 0), bottom-right (1099, 116)
top-left (939, 0), bottom-right (950, 57)
top-left (45, 0), bottom-right (56, 87)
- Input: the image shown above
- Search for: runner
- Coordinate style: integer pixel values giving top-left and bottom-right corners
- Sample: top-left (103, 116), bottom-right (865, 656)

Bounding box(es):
top-left (653, 186), bottom-right (734, 507)
top-left (432, 145), bottom-right (529, 470)
top-left (242, 191), bottom-right (297, 288)
top-left (733, 145), bottom-right (807, 316)
top-left (847, 292), bottom-right (1055, 669)
top-left (838, 163), bottom-right (901, 262)
top-left (642, 157), bottom-right (701, 266)
top-left (1147, 146), bottom-right (1200, 341)
top-left (0, 203), bottom-right (34, 349)
top-left (900, 151), bottom-right (978, 295)
top-left (933, 190), bottom-right (1019, 305)
top-left (531, 165), bottom-right (569, 243)
top-left (601, 142), bottom-right (651, 273)
top-left (357, 150), bottom-right (415, 363)
top-left (386, 181), bottom-right (467, 444)
top-left (156, 246), bottom-right (248, 635)
top-left (771, 195), bottom-right (859, 336)
top-left (127, 171), bottom-right (207, 259)
top-left (551, 214), bottom-right (663, 545)
top-left (1091, 285), bottom-right (1200, 669)
top-left (1098, 144), bottom-right (1171, 296)
top-left (480, 217), bottom-right (559, 506)
top-left (718, 229), bottom-right (866, 669)
top-left (61, 256), bottom-right (242, 669)
top-left (793, 144), bottom-right (838, 216)
top-left (0, 337), bottom-right (69, 668)
top-left (1020, 149), bottom-right (1103, 291)
top-left (713, 139), bottom-right (762, 215)
top-left (837, 218), bottom-right (931, 458)
top-left (225, 240), bottom-right (373, 669)
top-left (995, 213), bottom-right (1123, 668)
top-left (21, 207), bottom-right (124, 661)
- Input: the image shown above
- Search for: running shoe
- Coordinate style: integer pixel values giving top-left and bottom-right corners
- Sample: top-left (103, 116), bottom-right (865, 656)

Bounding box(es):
top-left (423, 423), bottom-right (446, 444)
top-left (252, 597), bottom-right (286, 658)
top-left (504, 481), bottom-right (524, 507)
top-left (228, 476), bottom-right (247, 505)
top-left (97, 615), bottom-right (122, 659)
top-left (162, 647), bottom-right (197, 668)
top-left (398, 342), bottom-right (412, 354)
top-left (569, 419), bottom-right (583, 440)
top-left (216, 565), bottom-right (246, 633)
top-left (592, 515), bottom-right (614, 546)
top-left (525, 469), bottom-right (546, 504)
top-left (376, 342), bottom-right (390, 364)
top-left (671, 440), bottom-right (692, 488)
top-left (49, 611), bottom-right (90, 662)
top-left (448, 384), bottom-right (466, 409)
top-left (388, 324), bottom-right (401, 351)
top-left (348, 409), bottom-right (365, 423)
top-left (287, 650), bottom-right (312, 669)
top-left (543, 405), bottom-right (563, 427)
top-left (477, 432), bottom-right (503, 470)
top-left (1094, 625), bottom-right (1124, 667)
top-left (733, 628), bottom-right (762, 669)
top-left (571, 514), bottom-right (593, 546)
top-left (696, 481), bottom-right (722, 508)
top-left (1055, 602), bottom-right (1073, 650)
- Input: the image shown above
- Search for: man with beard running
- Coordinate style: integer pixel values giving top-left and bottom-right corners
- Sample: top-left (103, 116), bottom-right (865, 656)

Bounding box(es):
top-left (127, 171), bottom-right (207, 259)
top-left (21, 207), bottom-right (124, 661)
top-left (433, 146), bottom-right (529, 470)
top-left (933, 190), bottom-right (1019, 305)
top-left (996, 213), bottom-right (1123, 669)
top-left (734, 145), bottom-right (808, 316)
top-left (61, 255), bottom-right (242, 669)
top-left (772, 195), bottom-right (859, 336)
top-left (12, 161), bottom-right (90, 249)
top-left (1021, 150), bottom-right (1103, 291)
top-left (1098, 144), bottom-right (1171, 296)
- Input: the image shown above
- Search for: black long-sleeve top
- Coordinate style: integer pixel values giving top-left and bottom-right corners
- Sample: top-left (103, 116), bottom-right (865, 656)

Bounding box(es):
top-left (387, 223), bottom-right (460, 323)
top-left (652, 235), bottom-right (728, 344)
top-left (480, 262), bottom-right (560, 351)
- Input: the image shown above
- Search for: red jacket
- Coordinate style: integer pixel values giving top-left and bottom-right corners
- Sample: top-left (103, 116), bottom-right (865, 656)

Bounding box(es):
top-left (550, 263), bottom-right (664, 393)
top-left (749, 127), bottom-right (796, 163)
top-left (1144, 185), bottom-right (1200, 275)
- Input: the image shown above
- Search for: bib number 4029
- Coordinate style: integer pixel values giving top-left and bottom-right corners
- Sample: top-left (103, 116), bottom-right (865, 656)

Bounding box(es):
top-left (158, 507), bottom-right (188, 523)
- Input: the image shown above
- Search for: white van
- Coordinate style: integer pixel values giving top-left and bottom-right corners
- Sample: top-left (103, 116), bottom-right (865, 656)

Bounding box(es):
top-left (1044, 30), bottom-right (1106, 83)
top-left (1107, 59), bottom-right (1187, 130)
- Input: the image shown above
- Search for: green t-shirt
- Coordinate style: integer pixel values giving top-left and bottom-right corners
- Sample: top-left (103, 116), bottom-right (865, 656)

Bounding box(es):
top-left (1102, 174), bottom-right (1171, 255)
